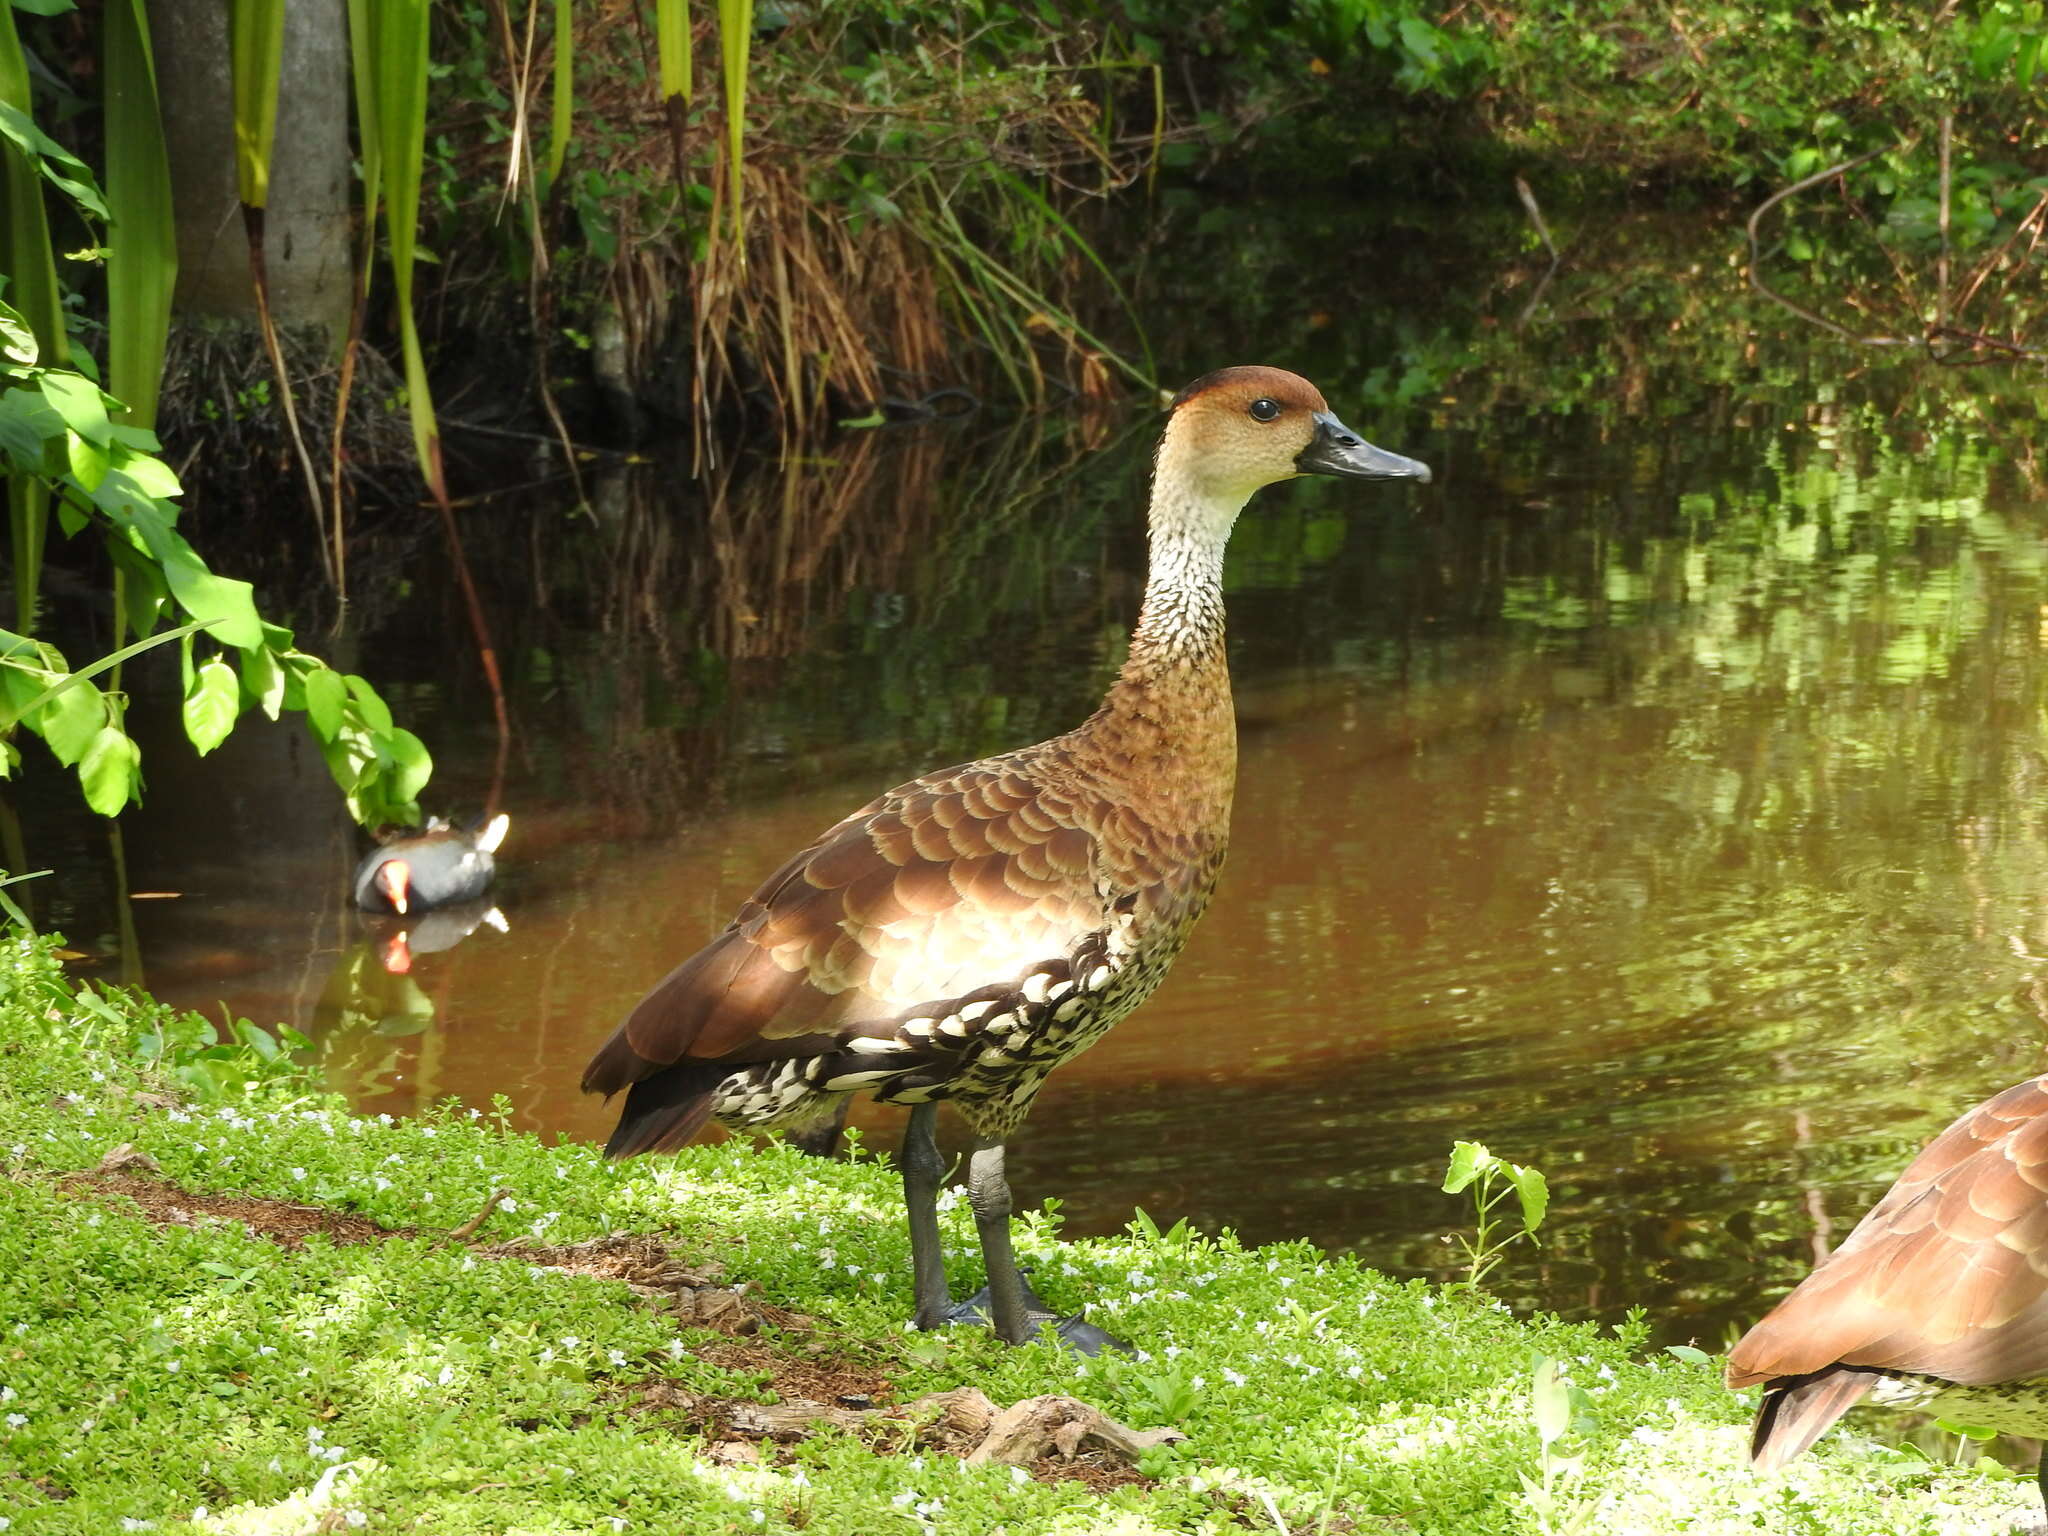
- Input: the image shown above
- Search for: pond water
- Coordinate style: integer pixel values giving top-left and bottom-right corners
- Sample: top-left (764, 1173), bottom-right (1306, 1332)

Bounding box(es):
top-left (24, 206), bottom-right (2048, 1345)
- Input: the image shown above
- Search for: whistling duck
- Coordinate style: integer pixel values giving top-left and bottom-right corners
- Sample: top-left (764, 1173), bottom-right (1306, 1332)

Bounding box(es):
top-left (353, 814), bottom-right (509, 916)
top-left (581, 367), bottom-right (1429, 1348)
top-left (1728, 1075), bottom-right (2048, 1511)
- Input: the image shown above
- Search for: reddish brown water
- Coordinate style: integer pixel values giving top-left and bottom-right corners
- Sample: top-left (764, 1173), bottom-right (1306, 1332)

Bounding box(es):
top-left (27, 216), bottom-right (2048, 1343)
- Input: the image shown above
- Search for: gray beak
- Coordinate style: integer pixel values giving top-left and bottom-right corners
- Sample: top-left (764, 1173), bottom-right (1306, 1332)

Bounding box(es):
top-left (1296, 410), bottom-right (1431, 483)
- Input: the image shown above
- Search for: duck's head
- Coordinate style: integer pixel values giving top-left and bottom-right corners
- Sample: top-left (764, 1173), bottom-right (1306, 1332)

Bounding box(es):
top-left (1158, 365), bottom-right (1430, 514)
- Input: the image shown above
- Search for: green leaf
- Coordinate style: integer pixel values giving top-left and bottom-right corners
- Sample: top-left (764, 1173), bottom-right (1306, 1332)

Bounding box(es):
top-left (65, 429), bottom-right (109, 491)
top-left (383, 726), bottom-right (432, 802)
top-left (1442, 1140), bottom-right (1493, 1194)
top-left (240, 643), bottom-right (285, 720)
top-left (38, 370), bottom-right (114, 446)
top-left (0, 297), bottom-right (35, 364)
top-left (104, 533), bottom-right (169, 637)
top-left (230, 0), bottom-right (287, 206)
top-left (1934, 1418), bottom-right (2000, 1441)
top-left (109, 441), bottom-right (181, 497)
top-left (344, 673), bottom-right (394, 734)
top-left (0, 384), bottom-right (66, 470)
top-left (1664, 1344), bottom-right (1713, 1367)
top-left (77, 723), bottom-right (141, 815)
top-left (1508, 1164), bottom-right (1549, 1232)
top-left (181, 656), bottom-right (241, 755)
top-left (94, 484), bottom-right (264, 648)
top-left (0, 98), bottom-right (109, 220)
top-left (33, 667), bottom-right (104, 765)
top-left (301, 665), bottom-right (345, 740)
top-left (104, 0), bottom-right (177, 429)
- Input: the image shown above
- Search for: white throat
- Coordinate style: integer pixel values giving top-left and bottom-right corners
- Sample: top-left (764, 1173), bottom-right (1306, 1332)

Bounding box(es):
top-left (1131, 458), bottom-right (1251, 660)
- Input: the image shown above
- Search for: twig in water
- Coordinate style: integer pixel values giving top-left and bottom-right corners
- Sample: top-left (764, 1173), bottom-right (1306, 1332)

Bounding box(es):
top-left (1515, 175), bottom-right (1558, 262)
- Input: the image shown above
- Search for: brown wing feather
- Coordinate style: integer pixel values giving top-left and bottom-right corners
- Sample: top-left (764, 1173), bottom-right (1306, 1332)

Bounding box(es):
top-left (1727, 1076), bottom-right (2048, 1396)
top-left (581, 756), bottom-right (1111, 1099)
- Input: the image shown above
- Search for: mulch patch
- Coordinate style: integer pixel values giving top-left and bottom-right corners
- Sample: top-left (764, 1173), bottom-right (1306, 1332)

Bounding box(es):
top-left (58, 1146), bottom-right (411, 1249)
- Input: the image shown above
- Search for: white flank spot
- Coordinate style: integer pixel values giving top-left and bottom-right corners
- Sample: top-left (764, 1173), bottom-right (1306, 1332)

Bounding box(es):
top-left (823, 1070), bottom-right (894, 1091)
top-left (1047, 980), bottom-right (1075, 1002)
top-left (1022, 972), bottom-right (1052, 1003)
top-left (902, 1018), bottom-right (936, 1039)
top-left (959, 1000), bottom-right (997, 1022)
top-left (937, 1017), bottom-right (970, 1038)
top-left (847, 1036), bottom-right (911, 1055)
top-left (1086, 965), bottom-right (1112, 990)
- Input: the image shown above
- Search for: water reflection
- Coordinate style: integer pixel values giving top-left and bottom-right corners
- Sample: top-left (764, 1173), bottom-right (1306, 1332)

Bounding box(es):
top-left (26, 214), bottom-right (2048, 1350)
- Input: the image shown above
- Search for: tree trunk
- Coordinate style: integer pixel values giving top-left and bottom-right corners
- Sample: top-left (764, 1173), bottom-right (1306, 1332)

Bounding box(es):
top-left (147, 0), bottom-right (352, 341)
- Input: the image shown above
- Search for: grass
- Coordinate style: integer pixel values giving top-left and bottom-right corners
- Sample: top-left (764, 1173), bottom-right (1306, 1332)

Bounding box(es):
top-left (0, 928), bottom-right (2036, 1535)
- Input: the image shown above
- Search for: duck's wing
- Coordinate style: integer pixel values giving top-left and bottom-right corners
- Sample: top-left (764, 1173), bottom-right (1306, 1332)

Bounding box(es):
top-left (581, 757), bottom-right (1111, 1101)
top-left (1726, 1075), bottom-right (2048, 1392)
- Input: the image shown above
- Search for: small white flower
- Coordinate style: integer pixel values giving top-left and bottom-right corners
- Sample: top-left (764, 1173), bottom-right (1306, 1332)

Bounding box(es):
top-left (500, 1196), bottom-right (518, 1212)
top-left (436, 1365), bottom-right (455, 1386)
top-left (344, 1513), bottom-right (367, 1529)
top-left (120, 1521), bottom-right (154, 1531)
top-left (3, 1413), bottom-right (24, 1429)
top-left (1222, 1368), bottom-right (1246, 1387)
top-left (374, 1177), bottom-right (392, 1192)
top-left (290, 1167), bottom-right (306, 1181)
top-left (892, 1491), bottom-right (917, 1507)
top-left (559, 1336), bottom-right (580, 1349)
top-left (0, 1386), bottom-right (14, 1402)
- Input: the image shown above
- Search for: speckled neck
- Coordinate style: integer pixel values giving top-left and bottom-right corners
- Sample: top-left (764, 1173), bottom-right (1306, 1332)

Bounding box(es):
top-left (1069, 452), bottom-right (1243, 833)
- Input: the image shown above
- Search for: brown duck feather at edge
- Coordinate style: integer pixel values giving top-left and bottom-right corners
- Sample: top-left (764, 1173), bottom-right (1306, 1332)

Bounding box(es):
top-left (1727, 1075), bottom-right (2048, 1466)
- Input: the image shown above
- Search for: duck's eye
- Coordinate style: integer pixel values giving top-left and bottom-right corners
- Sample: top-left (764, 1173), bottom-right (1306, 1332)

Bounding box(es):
top-left (1248, 398), bottom-right (1281, 422)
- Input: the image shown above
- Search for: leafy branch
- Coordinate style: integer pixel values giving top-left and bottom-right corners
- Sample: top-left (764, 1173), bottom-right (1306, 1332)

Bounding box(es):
top-left (0, 296), bottom-right (430, 823)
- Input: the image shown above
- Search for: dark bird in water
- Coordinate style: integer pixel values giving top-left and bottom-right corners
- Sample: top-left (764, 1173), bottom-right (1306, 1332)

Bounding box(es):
top-left (581, 367), bottom-right (1429, 1347)
top-left (353, 813), bottom-right (509, 916)
top-left (1728, 1074), bottom-right (2048, 1513)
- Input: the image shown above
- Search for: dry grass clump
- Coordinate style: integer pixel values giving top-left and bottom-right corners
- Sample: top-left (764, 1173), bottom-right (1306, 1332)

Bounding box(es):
top-left (428, 1), bottom-right (1174, 442)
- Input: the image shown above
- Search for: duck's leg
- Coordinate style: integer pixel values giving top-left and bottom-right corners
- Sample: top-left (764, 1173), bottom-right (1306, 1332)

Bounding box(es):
top-left (967, 1135), bottom-right (1033, 1346)
top-left (900, 1101), bottom-right (951, 1330)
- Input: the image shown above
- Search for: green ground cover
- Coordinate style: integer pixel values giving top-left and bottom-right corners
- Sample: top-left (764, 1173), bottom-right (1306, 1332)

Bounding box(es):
top-left (0, 930), bottom-right (2032, 1535)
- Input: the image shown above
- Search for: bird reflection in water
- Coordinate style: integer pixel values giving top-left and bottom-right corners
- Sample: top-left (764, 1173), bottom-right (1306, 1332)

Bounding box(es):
top-left (311, 900), bottom-right (510, 1106)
